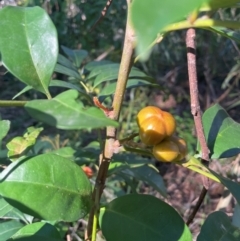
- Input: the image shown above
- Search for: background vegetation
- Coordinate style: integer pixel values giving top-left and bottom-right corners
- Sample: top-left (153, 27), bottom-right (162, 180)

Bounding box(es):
top-left (1, 0), bottom-right (240, 240)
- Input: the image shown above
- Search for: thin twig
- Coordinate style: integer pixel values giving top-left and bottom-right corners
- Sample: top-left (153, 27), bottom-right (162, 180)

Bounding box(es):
top-left (89, 0), bottom-right (113, 32)
top-left (186, 28), bottom-right (210, 225)
top-left (0, 100), bottom-right (27, 107)
top-left (87, 0), bottom-right (135, 239)
top-left (186, 187), bottom-right (207, 225)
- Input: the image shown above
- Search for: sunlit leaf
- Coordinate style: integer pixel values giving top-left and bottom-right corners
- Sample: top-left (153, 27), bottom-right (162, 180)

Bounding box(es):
top-left (207, 27), bottom-right (240, 44)
top-left (199, 104), bottom-right (240, 159)
top-left (8, 222), bottom-right (62, 241)
top-left (0, 153), bottom-right (92, 221)
top-left (0, 6), bottom-right (58, 96)
top-left (0, 220), bottom-right (23, 241)
top-left (25, 90), bottom-right (118, 129)
top-left (6, 127), bottom-right (43, 161)
top-left (0, 120), bottom-right (10, 141)
top-left (0, 197), bottom-right (33, 224)
top-left (201, 0), bottom-right (240, 11)
top-left (131, 0), bottom-right (206, 60)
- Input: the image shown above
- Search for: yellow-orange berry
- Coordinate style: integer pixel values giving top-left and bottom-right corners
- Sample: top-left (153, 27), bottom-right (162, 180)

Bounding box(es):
top-left (168, 136), bottom-right (187, 161)
top-left (137, 106), bottom-right (176, 146)
top-left (139, 116), bottom-right (166, 146)
top-left (153, 140), bottom-right (180, 162)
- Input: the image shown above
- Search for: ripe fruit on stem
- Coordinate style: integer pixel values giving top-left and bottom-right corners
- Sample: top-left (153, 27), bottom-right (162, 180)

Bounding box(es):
top-left (82, 166), bottom-right (93, 178)
top-left (153, 136), bottom-right (187, 162)
top-left (137, 106), bottom-right (176, 146)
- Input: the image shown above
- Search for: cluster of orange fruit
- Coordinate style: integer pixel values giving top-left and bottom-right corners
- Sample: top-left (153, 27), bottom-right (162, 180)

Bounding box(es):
top-left (137, 106), bottom-right (187, 162)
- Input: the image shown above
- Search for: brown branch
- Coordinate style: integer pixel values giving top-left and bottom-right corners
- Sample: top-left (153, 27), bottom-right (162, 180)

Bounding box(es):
top-left (86, 0), bottom-right (135, 239)
top-left (185, 28), bottom-right (210, 225)
top-left (89, 0), bottom-right (113, 32)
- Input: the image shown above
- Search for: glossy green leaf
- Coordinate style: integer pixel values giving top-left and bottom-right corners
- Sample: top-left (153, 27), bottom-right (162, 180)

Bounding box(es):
top-left (8, 222), bottom-right (62, 241)
top-left (0, 220), bottom-right (23, 241)
top-left (131, 0), bottom-right (205, 60)
top-left (6, 127), bottom-right (43, 161)
top-left (0, 120), bottom-right (10, 141)
top-left (0, 197), bottom-right (33, 224)
top-left (25, 90), bottom-right (118, 129)
top-left (200, 104), bottom-right (240, 159)
top-left (0, 153), bottom-right (92, 221)
top-left (99, 194), bottom-right (192, 241)
top-left (99, 79), bottom-right (156, 98)
top-left (13, 80), bottom-right (86, 100)
top-left (0, 6), bottom-right (58, 96)
top-left (61, 46), bottom-right (88, 68)
top-left (197, 211), bottom-right (240, 241)
top-left (201, 0), bottom-right (240, 11)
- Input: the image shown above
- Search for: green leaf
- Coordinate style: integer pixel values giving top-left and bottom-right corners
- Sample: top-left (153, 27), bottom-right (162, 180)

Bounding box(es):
top-left (0, 153), bottom-right (92, 221)
top-left (108, 161), bottom-right (130, 176)
top-left (54, 64), bottom-right (81, 80)
top-left (183, 157), bottom-right (240, 205)
top-left (25, 90), bottom-right (118, 129)
top-left (233, 204), bottom-right (240, 228)
top-left (8, 222), bottom-right (62, 241)
top-left (212, 171), bottom-right (240, 205)
top-left (0, 196), bottom-right (13, 217)
top-left (200, 0), bottom-right (240, 11)
top-left (0, 220), bottom-right (23, 241)
top-left (6, 127), bottom-right (43, 161)
top-left (50, 80), bottom-right (88, 99)
top-left (13, 80), bottom-right (86, 100)
top-left (197, 211), bottom-right (240, 241)
top-left (87, 63), bottom-right (119, 80)
top-left (200, 104), bottom-right (240, 159)
top-left (99, 194), bottom-right (192, 241)
top-left (131, 0), bottom-right (205, 60)
top-left (92, 64), bottom-right (150, 88)
top-left (50, 147), bottom-right (76, 160)
top-left (99, 79), bottom-right (156, 98)
top-left (61, 46), bottom-right (88, 68)
top-left (84, 60), bottom-right (113, 71)
top-left (0, 6), bottom-right (58, 96)
top-left (207, 27), bottom-right (240, 44)
top-left (0, 197), bottom-right (33, 224)
top-left (57, 54), bottom-right (79, 72)
top-left (123, 165), bottom-right (167, 197)
top-left (0, 120), bottom-right (10, 141)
